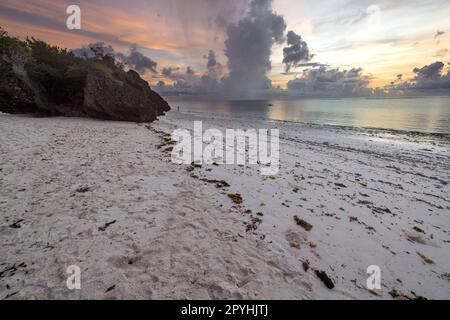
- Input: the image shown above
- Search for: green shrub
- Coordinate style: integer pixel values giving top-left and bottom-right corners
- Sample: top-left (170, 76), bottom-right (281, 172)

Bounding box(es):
top-left (1, 26), bottom-right (130, 105)
top-left (0, 27), bottom-right (31, 60)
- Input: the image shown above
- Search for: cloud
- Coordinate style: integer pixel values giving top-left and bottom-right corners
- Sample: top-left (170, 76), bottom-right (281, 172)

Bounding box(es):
top-left (283, 31), bottom-right (313, 72)
top-left (157, 49), bottom-right (226, 95)
top-left (380, 61), bottom-right (450, 94)
top-left (159, 66), bottom-right (201, 94)
top-left (206, 50), bottom-right (217, 69)
top-left (161, 66), bottom-right (180, 78)
top-left (434, 30), bottom-right (445, 38)
top-left (156, 0), bottom-right (287, 98)
top-left (72, 42), bottom-right (114, 59)
top-left (222, 0), bottom-right (287, 97)
top-left (411, 61), bottom-right (450, 90)
top-left (116, 45), bottom-right (158, 74)
top-left (72, 42), bottom-right (157, 74)
top-left (297, 62), bottom-right (328, 68)
top-left (413, 61), bottom-right (445, 79)
top-left (435, 48), bottom-right (448, 57)
top-left (287, 66), bottom-right (372, 97)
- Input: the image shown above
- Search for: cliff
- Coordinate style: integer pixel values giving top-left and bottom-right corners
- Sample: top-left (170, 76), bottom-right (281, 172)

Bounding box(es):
top-left (0, 29), bottom-right (170, 122)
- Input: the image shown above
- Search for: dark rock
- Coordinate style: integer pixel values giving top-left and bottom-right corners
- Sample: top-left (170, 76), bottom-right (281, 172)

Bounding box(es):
top-left (0, 49), bottom-right (170, 122)
top-left (75, 186), bottom-right (91, 193)
top-left (105, 285), bottom-right (116, 293)
top-left (83, 69), bottom-right (170, 122)
top-left (294, 215), bottom-right (313, 231)
top-left (9, 219), bottom-right (24, 229)
top-left (315, 270), bottom-right (335, 289)
top-left (98, 220), bottom-right (117, 232)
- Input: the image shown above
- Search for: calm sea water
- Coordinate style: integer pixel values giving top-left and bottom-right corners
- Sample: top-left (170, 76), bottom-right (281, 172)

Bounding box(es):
top-left (167, 97), bottom-right (450, 134)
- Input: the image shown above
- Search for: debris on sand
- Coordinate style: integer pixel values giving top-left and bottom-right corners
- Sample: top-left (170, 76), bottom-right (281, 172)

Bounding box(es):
top-left (439, 273), bottom-right (450, 282)
top-left (294, 216), bottom-right (313, 231)
top-left (416, 251), bottom-right (434, 264)
top-left (302, 260), bottom-right (310, 272)
top-left (105, 285), bottom-right (116, 293)
top-left (334, 183), bottom-right (347, 188)
top-left (289, 242), bottom-right (300, 249)
top-left (246, 217), bottom-right (262, 232)
top-left (228, 193), bottom-right (243, 205)
top-left (9, 219), bottom-right (24, 229)
top-left (202, 179), bottom-right (230, 188)
top-left (76, 186), bottom-right (91, 193)
top-left (371, 206), bottom-right (392, 215)
top-left (285, 230), bottom-right (308, 249)
top-left (413, 226), bottom-right (425, 234)
top-left (351, 280), bottom-right (380, 296)
top-left (98, 220), bottom-right (117, 232)
top-left (405, 232), bottom-right (427, 245)
top-left (0, 262), bottom-right (27, 278)
top-left (315, 270), bottom-right (334, 289)
top-left (191, 162), bottom-right (202, 168)
top-left (157, 136), bottom-right (176, 150)
top-left (389, 289), bottom-right (427, 300)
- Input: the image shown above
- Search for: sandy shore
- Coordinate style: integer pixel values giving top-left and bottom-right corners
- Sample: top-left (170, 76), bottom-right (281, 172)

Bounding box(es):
top-left (0, 112), bottom-right (449, 299)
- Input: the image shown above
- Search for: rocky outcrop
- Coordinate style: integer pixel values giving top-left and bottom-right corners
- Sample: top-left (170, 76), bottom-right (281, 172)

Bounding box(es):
top-left (0, 57), bottom-right (40, 114)
top-left (83, 69), bottom-right (170, 122)
top-left (0, 55), bottom-right (170, 122)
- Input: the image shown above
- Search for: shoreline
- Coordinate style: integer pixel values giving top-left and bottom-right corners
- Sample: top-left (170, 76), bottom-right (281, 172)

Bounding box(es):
top-left (1, 112), bottom-right (449, 299)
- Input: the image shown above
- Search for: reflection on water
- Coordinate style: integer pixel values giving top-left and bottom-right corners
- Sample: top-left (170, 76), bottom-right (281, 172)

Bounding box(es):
top-left (167, 97), bottom-right (450, 134)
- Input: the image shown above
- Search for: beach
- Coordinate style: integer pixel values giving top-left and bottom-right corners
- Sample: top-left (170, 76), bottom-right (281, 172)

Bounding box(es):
top-left (0, 111), bottom-right (449, 299)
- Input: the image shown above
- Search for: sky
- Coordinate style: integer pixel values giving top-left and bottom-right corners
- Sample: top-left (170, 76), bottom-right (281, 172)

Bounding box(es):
top-left (1, 0), bottom-right (449, 98)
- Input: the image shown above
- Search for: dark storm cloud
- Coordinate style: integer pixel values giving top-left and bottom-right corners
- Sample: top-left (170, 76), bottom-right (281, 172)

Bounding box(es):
top-left (157, 50), bottom-right (227, 96)
top-left (222, 0), bottom-right (287, 97)
top-left (160, 66), bottom-right (201, 93)
top-left (206, 50), bottom-right (217, 69)
top-left (282, 31), bottom-right (313, 72)
top-left (413, 61), bottom-right (445, 79)
top-left (161, 67), bottom-right (179, 77)
top-left (287, 67), bottom-right (372, 97)
top-left (158, 0), bottom-right (287, 98)
top-left (380, 61), bottom-right (450, 94)
top-left (72, 43), bottom-right (158, 75)
top-left (116, 46), bottom-right (158, 74)
top-left (411, 61), bottom-right (450, 90)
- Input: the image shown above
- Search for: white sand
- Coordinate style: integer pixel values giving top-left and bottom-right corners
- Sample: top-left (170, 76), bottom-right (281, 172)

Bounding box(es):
top-left (0, 112), bottom-right (449, 299)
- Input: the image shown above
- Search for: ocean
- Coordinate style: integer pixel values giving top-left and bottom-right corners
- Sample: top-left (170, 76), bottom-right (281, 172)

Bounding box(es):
top-left (166, 96), bottom-right (450, 134)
